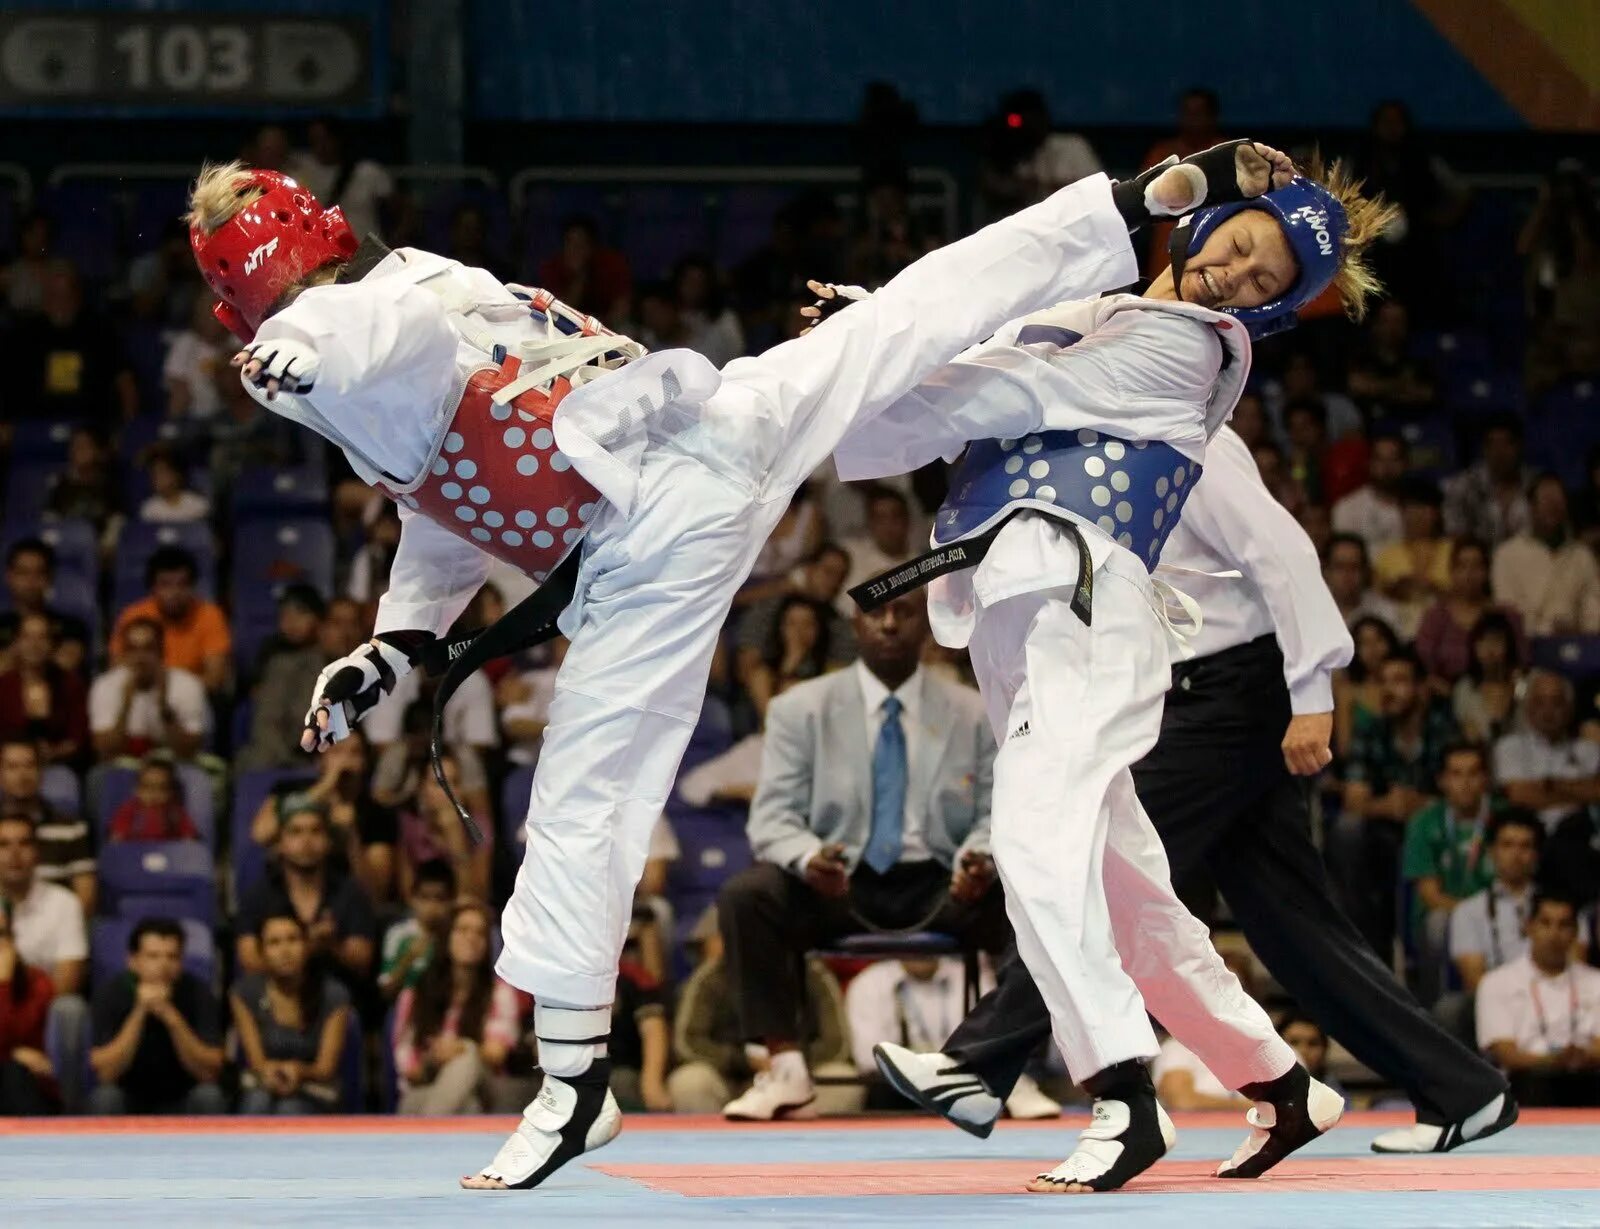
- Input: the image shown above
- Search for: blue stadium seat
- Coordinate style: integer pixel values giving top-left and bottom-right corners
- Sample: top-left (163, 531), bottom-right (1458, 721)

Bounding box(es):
top-left (716, 185), bottom-right (794, 267)
top-left (1, 461), bottom-right (60, 532)
top-left (1529, 380), bottom-right (1600, 492)
top-left (38, 181), bottom-right (121, 282)
top-left (230, 517), bottom-right (336, 602)
top-left (1, 519), bottom-right (99, 587)
top-left (618, 185), bottom-right (716, 279)
top-left (97, 841), bottom-right (216, 926)
top-left (114, 520), bottom-right (218, 608)
top-left (7, 419), bottom-right (78, 462)
top-left (39, 764), bottom-right (81, 816)
top-left (1530, 635), bottom-right (1600, 686)
top-left (231, 465), bottom-right (330, 516)
top-left (1409, 328), bottom-right (1491, 377)
top-left (125, 178), bottom-right (190, 254)
top-left (665, 800), bottom-right (753, 895)
top-left (90, 916), bottom-right (214, 986)
top-left (500, 763), bottom-right (536, 848)
top-left (1443, 366), bottom-right (1523, 417)
top-left (232, 613), bottom-right (282, 682)
top-left (1397, 415), bottom-right (1458, 484)
top-left (231, 768), bottom-right (316, 898)
top-left (92, 762), bottom-right (216, 847)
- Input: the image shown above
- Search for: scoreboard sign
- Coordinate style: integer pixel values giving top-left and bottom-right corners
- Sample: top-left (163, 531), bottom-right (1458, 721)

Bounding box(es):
top-left (0, 9), bottom-right (382, 114)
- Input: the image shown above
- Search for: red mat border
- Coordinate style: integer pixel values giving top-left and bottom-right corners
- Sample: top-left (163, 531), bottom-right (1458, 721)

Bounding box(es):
top-left (2, 1108), bottom-right (1597, 1136)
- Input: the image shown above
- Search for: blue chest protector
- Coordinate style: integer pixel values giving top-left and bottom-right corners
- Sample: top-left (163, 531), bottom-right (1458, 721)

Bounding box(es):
top-left (935, 428), bottom-right (1200, 573)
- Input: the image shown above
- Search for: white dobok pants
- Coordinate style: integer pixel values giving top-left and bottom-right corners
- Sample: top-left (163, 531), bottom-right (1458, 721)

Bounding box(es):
top-left (494, 178), bottom-right (1136, 1006)
top-left (965, 538), bottom-right (1292, 1087)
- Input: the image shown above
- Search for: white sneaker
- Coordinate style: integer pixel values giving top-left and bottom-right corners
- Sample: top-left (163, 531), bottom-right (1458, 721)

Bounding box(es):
top-left (1004, 1073), bottom-right (1061, 1120)
top-left (872, 1042), bottom-right (1003, 1139)
top-left (1371, 1093), bottom-right (1518, 1153)
top-left (723, 1056), bottom-right (816, 1121)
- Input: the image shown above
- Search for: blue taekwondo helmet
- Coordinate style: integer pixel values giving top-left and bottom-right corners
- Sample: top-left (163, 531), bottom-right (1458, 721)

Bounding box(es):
top-left (1167, 176), bottom-right (1348, 340)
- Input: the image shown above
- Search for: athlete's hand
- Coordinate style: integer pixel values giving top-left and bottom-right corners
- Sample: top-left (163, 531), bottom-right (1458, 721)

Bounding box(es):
top-left (1145, 141), bottom-right (1298, 216)
top-left (301, 637), bottom-right (420, 753)
top-left (798, 280), bottom-right (871, 336)
top-left (1234, 142), bottom-right (1295, 198)
top-left (233, 337), bottom-right (321, 400)
top-left (1281, 711), bottom-right (1334, 776)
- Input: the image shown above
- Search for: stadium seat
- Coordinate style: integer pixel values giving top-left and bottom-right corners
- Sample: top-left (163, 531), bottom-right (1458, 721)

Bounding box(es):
top-left (230, 517), bottom-right (336, 602)
top-left (1409, 328), bottom-right (1491, 377)
top-left (38, 181), bottom-right (120, 282)
top-left (617, 185), bottom-right (716, 279)
top-left (114, 521), bottom-right (218, 608)
top-left (1, 519), bottom-right (98, 587)
top-left (716, 185), bottom-right (795, 266)
top-left (1528, 380), bottom-right (1600, 493)
top-left (92, 762), bottom-right (216, 847)
top-left (1530, 635), bottom-right (1600, 687)
top-left (39, 764), bottom-right (81, 816)
top-left (339, 1008), bottom-right (365, 1112)
top-left (231, 768), bottom-right (316, 898)
top-left (90, 915), bottom-right (215, 986)
top-left (97, 841), bottom-right (216, 926)
top-left (7, 419), bottom-right (78, 462)
top-left (1396, 415), bottom-right (1458, 484)
top-left (500, 764), bottom-right (536, 848)
top-left (1443, 366), bottom-right (1523, 417)
top-left (231, 464), bottom-right (330, 516)
top-left (665, 800), bottom-right (753, 895)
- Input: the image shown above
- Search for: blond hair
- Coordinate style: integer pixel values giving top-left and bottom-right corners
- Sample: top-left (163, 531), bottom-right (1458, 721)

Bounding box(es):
top-left (185, 160), bottom-right (266, 235)
top-left (1301, 152), bottom-right (1400, 323)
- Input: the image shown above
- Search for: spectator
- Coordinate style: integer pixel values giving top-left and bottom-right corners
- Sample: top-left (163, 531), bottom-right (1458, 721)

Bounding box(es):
top-left (674, 255), bottom-right (745, 367)
top-left (1298, 502), bottom-right (1333, 559)
top-left (1153, 949), bottom-right (1263, 1110)
top-left (1, 210), bottom-right (54, 315)
top-left (1322, 534), bottom-right (1403, 630)
top-left (1373, 478), bottom-right (1450, 628)
top-left (977, 88), bottom-right (1101, 220)
top-left (1450, 811), bottom-right (1546, 995)
top-left (0, 538), bottom-right (89, 676)
top-left (397, 752), bottom-right (490, 904)
top-left (636, 280), bottom-right (691, 350)
top-left (750, 486), bottom-right (826, 585)
top-left (252, 732), bottom-right (396, 906)
top-left (1543, 801), bottom-right (1600, 938)
top-left (106, 758), bottom-right (199, 843)
top-left (124, 218), bottom-right (202, 328)
top-left (1332, 614), bottom-right (1401, 756)
top-left (1282, 400), bottom-right (1329, 507)
top-left (1522, 160), bottom-right (1600, 393)
top-left (240, 595), bottom-right (363, 771)
top-left (1331, 432), bottom-right (1407, 555)
top-left (392, 901), bottom-right (519, 1114)
top-left (89, 618), bottom-right (208, 762)
top-left (1263, 352), bottom-right (1364, 443)
top-left (0, 740), bottom-right (94, 914)
top-left (0, 612), bottom-right (89, 766)
top-left (1443, 416), bottom-right (1534, 551)
top-left (1571, 445), bottom-right (1600, 555)
top-left (1400, 742), bottom-right (1498, 1002)
top-left (445, 202), bottom-right (511, 283)
top-left (112, 547), bottom-right (231, 692)
top-left (608, 958), bottom-right (673, 1112)
top-left (538, 215), bottom-right (632, 321)
top-left (236, 800), bottom-right (375, 990)
top-left (368, 676), bottom-right (496, 819)
top-left (1493, 474), bottom-right (1600, 635)
top-left (1276, 1011), bottom-right (1345, 1104)
top-left (1140, 86), bottom-right (1222, 280)
top-left (742, 596), bottom-right (839, 723)
top-left (1337, 650), bottom-right (1459, 953)
top-left (249, 123), bottom-right (291, 171)
top-left (1475, 894), bottom-right (1600, 1106)
top-left (162, 294), bottom-right (231, 423)
top-left (208, 360), bottom-right (298, 503)
top-left (231, 912), bottom-right (352, 1114)
top-left (44, 426), bottom-right (120, 541)
top-left (137, 447), bottom-right (210, 525)
top-left (666, 906), bottom-right (859, 1115)
top-left (1453, 613), bottom-right (1525, 745)
top-left (735, 544), bottom-right (857, 708)
top-left (1415, 539), bottom-right (1526, 685)
top-left (719, 591), bottom-right (1009, 1119)
top-left (1346, 300), bottom-right (1436, 414)
top-left (845, 953), bottom-right (1061, 1118)
top-left (847, 166), bottom-right (937, 288)
top-left (87, 918), bottom-right (225, 1114)
top-left (0, 814), bottom-right (86, 1107)
top-left (630, 816), bottom-right (681, 987)
top-left (9, 261), bottom-right (138, 423)
top-left (1229, 389), bottom-right (1269, 451)
top-left (378, 859), bottom-right (455, 1003)
top-left (0, 900), bottom-right (56, 1115)
top-left (839, 487), bottom-right (915, 605)
top-left (1250, 440), bottom-right (1301, 513)
top-left (500, 637), bottom-right (567, 767)
top-left (346, 502), bottom-right (401, 607)
top-left (285, 116), bottom-right (393, 243)
top-left (1494, 670), bottom-right (1600, 831)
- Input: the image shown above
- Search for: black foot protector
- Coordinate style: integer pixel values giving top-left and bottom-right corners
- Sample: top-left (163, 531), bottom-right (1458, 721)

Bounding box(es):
top-left (466, 1061), bottom-right (621, 1191)
top-left (1217, 1062), bottom-right (1345, 1179)
top-left (1027, 1060), bottom-right (1175, 1194)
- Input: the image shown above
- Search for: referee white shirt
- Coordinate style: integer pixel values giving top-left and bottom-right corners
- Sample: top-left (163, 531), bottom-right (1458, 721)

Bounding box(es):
top-left (1155, 426), bottom-right (1353, 713)
top-left (1476, 952), bottom-right (1600, 1056)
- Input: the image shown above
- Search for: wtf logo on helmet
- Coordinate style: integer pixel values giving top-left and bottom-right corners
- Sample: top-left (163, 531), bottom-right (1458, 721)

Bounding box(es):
top-left (1287, 205), bottom-right (1335, 257)
top-left (244, 237), bottom-right (280, 276)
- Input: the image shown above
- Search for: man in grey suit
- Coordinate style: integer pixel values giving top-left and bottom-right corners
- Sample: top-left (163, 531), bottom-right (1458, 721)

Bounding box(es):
top-left (719, 589), bottom-right (1011, 1120)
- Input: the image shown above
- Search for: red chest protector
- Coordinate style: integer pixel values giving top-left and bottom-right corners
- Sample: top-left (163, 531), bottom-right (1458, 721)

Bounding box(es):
top-left (378, 354), bottom-right (602, 583)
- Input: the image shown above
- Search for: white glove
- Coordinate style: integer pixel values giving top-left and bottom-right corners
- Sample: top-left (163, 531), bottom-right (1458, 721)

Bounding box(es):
top-left (798, 280), bottom-right (872, 335)
top-left (301, 638), bottom-right (417, 752)
top-left (235, 336), bottom-right (322, 399)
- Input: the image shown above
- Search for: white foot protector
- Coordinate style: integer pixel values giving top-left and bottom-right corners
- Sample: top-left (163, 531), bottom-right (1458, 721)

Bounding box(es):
top-left (469, 1079), bottom-right (622, 1190)
top-left (1030, 1099), bottom-right (1176, 1193)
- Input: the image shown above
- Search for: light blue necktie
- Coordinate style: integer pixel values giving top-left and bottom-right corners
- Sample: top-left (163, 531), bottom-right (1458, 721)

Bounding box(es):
top-left (864, 695), bottom-right (907, 874)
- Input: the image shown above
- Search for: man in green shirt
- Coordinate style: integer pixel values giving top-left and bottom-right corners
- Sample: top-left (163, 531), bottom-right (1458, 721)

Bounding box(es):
top-left (1402, 742), bottom-right (1500, 1005)
top-left (378, 859), bottom-right (455, 1002)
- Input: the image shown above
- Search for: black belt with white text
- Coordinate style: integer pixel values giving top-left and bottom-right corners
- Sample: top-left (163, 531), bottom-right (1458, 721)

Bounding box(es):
top-left (848, 510), bottom-right (1094, 627)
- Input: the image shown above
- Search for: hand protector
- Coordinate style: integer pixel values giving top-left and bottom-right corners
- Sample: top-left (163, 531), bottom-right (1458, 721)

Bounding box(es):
top-left (801, 282), bottom-right (872, 333)
top-left (302, 634), bottom-right (425, 752)
top-left (1112, 140), bottom-right (1282, 230)
top-left (240, 336), bottom-right (322, 397)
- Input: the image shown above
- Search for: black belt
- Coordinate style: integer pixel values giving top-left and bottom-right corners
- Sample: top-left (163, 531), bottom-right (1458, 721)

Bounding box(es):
top-left (416, 549), bottom-right (583, 845)
top-left (848, 510), bottom-right (1094, 627)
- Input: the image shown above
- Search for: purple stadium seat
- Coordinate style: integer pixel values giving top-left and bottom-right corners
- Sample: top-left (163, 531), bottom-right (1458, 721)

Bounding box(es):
top-left (230, 517), bottom-right (336, 600)
top-left (1443, 366), bottom-right (1523, 417)
top-left (39, 764), bottom-right (81, 816)
top-left (90, 916), bottom-right (214, 986)
top-left (1528, 380), bottom-right (1600, 493)
top-left (1397, 415), bottom-right (1457, 483)
top-left (1409, 328), bottom-right (1491, 377)
top-left (7, 419), bottom-right (78, 462)
top-left (1530, 635), bottom-right (1600, 685)
top-left (93, 762), bottom-right (216, 847)
top-left (97, 841), bottom-right (215, 925)
top-left (1, 519), bottom-right (98, 587)
top-left (231, 465), bottom-right (330, 516)
top-left (665, 800), bottom-right (753, 895)
top-left (232, 769), bottom-right (316, 897)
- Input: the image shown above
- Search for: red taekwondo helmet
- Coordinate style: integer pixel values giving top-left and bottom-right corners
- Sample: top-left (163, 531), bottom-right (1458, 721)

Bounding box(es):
top-left (188, 169), bottom-right (359, 343)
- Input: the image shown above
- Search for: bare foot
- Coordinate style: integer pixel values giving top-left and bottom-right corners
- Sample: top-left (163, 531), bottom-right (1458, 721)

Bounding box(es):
top-left (459, 1173), bottom-right (509, 1190)
top-left (1025, 1175), bottom-right (1098, 1194)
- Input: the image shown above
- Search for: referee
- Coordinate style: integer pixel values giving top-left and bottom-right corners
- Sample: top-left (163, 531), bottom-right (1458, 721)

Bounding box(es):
top-left (875, 425), bottom-right (1517, 1155)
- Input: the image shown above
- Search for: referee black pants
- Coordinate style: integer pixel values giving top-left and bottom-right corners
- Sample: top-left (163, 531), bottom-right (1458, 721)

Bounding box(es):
top-left (944, 634), bottom-right (1507, 1124)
